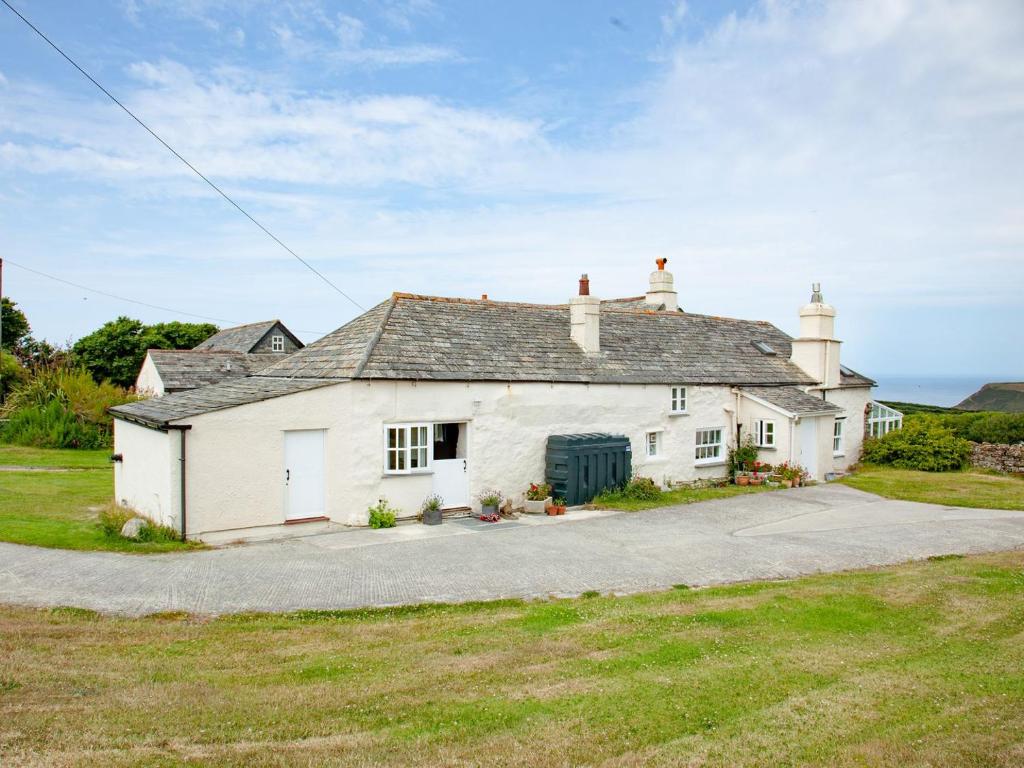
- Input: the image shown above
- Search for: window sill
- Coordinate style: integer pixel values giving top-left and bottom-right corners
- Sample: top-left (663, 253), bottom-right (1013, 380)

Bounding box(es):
top-left (756, 445), bottom-right (777, 451)
top-left (694, 460), bottom-right (727, 468)
top-left (833, 453), bottom-right (845, 458)
top-left (668, 411), bottom-right (689, 417)
top-left (382, 470), bottom-right (434, 478)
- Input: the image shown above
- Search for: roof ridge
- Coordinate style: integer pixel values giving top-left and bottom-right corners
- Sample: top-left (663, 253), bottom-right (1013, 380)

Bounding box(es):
top-left (352, 295), bottom-right (399, 379)
top-left (392, 292), bottom-right (568, 310)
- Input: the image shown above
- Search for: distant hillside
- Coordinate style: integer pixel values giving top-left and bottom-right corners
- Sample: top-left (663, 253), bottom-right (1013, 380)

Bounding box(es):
top-left (956, 382), bottom-right (1024, 413)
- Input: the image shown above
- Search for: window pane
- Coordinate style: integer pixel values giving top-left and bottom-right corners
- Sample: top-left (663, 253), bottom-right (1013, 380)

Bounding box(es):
top-left (387, 450), bottom-right (398, 471)
top-left (388, 428), bottom-right (398, 449)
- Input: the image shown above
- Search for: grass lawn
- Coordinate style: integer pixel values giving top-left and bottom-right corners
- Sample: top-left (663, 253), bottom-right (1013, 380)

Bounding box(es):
top-left (842, 464), bottom-right (1024, 511)
top-left (2, 552), bottom-right (1023, 766)
top-left (594, 482), bottom-right (771, 511)
top-left (0, 444), bottom-right (195, 553)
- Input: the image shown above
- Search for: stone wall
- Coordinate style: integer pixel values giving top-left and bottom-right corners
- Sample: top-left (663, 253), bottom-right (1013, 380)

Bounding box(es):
top-left (971, 442), bottom-right (1024, 474)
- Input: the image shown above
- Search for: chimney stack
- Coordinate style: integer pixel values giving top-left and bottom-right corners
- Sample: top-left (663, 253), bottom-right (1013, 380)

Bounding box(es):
top-left (646, 258), bottom-right (678, 311)
top-left (789, 283), bottom-right (841, 388)
top-left (570, 273), bottom-right (600, 354)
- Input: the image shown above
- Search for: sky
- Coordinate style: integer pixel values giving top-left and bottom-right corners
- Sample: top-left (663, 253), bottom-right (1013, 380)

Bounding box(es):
top-left (0, 0), bottom-right (1021, 378)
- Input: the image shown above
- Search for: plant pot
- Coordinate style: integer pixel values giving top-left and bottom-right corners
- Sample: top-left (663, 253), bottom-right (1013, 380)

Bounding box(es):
top-left (524, 497), bottom-right (552, 515)
top-left (422, 507), bottom-right (443, 526)
top-left (481, 504), bottom-right (498, 517)
top-left (557, 505), bottom-right (566, 515)
top-left (780, 479), bottom-right (792, 488)
top-left (736, 474), bottom-right (750, 486)
top-left (546, 507), bottom-right (558, 516)
top-left (750, 477), bottom-right (763, 486)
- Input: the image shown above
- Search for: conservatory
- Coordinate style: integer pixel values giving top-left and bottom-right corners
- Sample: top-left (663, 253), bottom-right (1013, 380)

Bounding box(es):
top-left (868, 402), bottom-right (904, 437)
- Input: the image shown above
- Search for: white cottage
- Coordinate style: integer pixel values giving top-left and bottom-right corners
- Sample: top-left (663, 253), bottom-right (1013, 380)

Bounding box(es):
top-left (111, 263), bottom-right (881, 542)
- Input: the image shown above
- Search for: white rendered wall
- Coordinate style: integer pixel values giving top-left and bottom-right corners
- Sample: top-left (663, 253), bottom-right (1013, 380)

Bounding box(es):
top-left (134, 353), bottom-right (165, 396)
top-left (159, 380), bottom-right (739, 537)
top-left (737, 398), bottom-right (796, 466)
top-left (113, 420), bottom-right (176, 526)
top-left (824, 386), bottom-right (872, 473)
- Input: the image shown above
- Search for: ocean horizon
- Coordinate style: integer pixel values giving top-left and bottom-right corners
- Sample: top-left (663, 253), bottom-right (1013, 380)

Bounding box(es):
top-left (871, 375), bottom-right (1017, 408)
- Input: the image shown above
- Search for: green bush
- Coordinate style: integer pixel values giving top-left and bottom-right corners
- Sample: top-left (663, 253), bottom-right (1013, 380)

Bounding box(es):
top-left (0, 364), bottom-right (137, 448)
top-left (99, 504), bottom-right (181, 541)
top-left (916, 412), bottom-right (1024, 445)
top-left (621, 476), bottom-right (663, 501)
top-left (368, 500), bottom-right (398, 529)
top-left (0, 400), bottom-right (107, 449)
top-left (862, 420), bottom-right (972, 472)
top-left (99, 504), bottom-right (135, 537)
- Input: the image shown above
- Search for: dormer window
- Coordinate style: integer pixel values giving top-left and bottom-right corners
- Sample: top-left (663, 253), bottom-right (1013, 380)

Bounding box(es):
top-left (271, 335), bottom-right (285, 352)
top-left (670, 386), bottom-right (687, 414)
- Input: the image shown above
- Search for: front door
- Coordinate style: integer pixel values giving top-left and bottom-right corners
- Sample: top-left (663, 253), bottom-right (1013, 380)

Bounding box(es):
top-left (284, 429), bottom-right (325, 521)
top-left (432, 422), bottom-right (469, 509)
top-left (798, 418), bottom-right (818, 480)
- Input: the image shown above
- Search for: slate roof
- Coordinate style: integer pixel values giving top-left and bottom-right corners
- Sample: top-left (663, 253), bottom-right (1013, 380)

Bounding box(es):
top-left (112, 377), bottom-right (338, 428)
top-left (144, 350), bottom-right (267, 392)
top-left (193, 320), bottom-right (302, 353)
top-left (255, 293), bottom-right (817, 386)
top-left (741, 386), bottom-right (843, 416)
top-left (839, 365), bottom-right (876, 388)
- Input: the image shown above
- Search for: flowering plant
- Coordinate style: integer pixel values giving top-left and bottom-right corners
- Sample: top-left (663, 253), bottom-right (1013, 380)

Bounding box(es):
top-left (526, 482), bottom-right (552, 501)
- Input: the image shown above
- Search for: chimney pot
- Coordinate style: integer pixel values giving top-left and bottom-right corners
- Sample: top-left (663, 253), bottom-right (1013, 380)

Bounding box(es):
top-left (481, 293), bottom-right (488, 300)
top-left (656, 257), bottom-right (668, 271)
top-left (578, 274), bottom-right (590, 296)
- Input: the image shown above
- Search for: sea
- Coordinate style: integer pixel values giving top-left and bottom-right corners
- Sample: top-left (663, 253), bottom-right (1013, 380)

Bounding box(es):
top-left (871, 376), bottom-right (1006, 408)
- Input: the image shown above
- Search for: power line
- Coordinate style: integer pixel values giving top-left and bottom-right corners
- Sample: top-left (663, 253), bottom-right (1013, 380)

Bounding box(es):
top-left (5, 259), bottom-right (330, 336)
top-left (5, 259), bottom-right (239, 324)
top-left (1, 0), bottom-right (365, 312)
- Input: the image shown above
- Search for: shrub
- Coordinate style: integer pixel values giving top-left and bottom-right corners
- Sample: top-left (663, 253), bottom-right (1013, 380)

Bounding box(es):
top-left (368, 500), bottom-right (398, 529)
top-left (620, 476), bottom-right (662, 501)
top-left (98, 504), bottom-right (180, 541)
top-left (0, 351), bottom-right (28, 401)
top-left (0, 400), bottom-right (107, 449)
top-left (99, 504), bottom-right (135, 537)
top-left (0, 363), bottom-right (137, 448)
top-left (421, 494), bottom-right (444, 513)
top-left (919, 412), bottom-right (1024, 445)
top-left (862, 420), bottom-right (972, 472)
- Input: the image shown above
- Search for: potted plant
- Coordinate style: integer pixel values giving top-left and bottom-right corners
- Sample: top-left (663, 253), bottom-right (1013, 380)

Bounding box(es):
top-left (420, 493), bottom-right (444, 526)
top-left (554, 497), bottom-right (567, 515)
top-left (750, 471), bottom-right (763, 486)
top-left (736, 472), bottom-right (751, 486)
top-left (524, 482), bottom-right (552, 514)
top-left (478, 490), bottom-right (502, 517)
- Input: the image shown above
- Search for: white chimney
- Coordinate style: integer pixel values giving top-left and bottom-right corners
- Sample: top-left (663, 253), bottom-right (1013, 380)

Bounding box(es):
top-left (646, 257), bottom-right (678, 311)
top-left (570, 273), bottom-right (600, 353)
top-left (789, 283), bottom-right (842, 388)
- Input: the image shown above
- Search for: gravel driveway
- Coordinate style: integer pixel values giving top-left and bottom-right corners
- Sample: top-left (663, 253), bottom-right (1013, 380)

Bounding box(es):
top-left (2, 484), bottom-right (1023, 616)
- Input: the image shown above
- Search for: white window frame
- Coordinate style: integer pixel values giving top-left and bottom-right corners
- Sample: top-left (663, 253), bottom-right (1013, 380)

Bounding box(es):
top-left (645, 430), bottom-right (662, 458)
top-left (868, 402), bottom-right (903, 438)
top-left (271, 334), bottom-right (285, 352)
top-left (670, 386), bottom-right (688, 415)
top-left (695, 427), bottom-right (724, 465)
top-left (833, 418), bottom-right (845, 456)
top-left (384, 423), bottom-right (432, 475)
top-left (754, 419), bottom-right (776, 448)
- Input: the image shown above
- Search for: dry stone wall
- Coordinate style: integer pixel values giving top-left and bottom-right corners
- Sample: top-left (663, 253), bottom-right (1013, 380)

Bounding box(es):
top-left (971, 442), bottom-right (1024, 474)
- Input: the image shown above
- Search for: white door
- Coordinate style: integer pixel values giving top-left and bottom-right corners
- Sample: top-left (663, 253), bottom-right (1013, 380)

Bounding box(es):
top-left (798, 418), bottom-right (818, 480)
top-left (284, 430), bottom-right (326, 521)
top-left (433, 459), bottom-right (469, 509)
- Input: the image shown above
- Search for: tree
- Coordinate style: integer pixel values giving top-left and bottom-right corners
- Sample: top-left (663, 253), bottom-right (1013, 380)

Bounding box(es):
top-left (142, 321), bottom-right (218, 350)
top-left (1, 297), bottom-right (31, 352)
top-left (71, 317), bottom-right (220, 388)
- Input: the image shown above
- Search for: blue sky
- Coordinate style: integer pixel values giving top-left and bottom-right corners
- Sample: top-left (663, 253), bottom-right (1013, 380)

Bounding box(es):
top-left (1, 0), bottom-right (1021, 378)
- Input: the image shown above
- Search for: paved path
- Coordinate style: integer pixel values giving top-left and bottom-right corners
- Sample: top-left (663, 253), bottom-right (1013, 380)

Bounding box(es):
top-left (2, 484), bottom-right (1023, 616)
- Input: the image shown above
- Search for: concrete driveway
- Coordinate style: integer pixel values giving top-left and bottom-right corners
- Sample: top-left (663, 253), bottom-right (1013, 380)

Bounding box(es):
top-left (2, 484), bottom-right (1023, 616)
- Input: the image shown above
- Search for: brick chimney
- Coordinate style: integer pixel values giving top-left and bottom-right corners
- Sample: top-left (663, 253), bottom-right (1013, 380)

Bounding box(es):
top-left (570, 273), bottom-right (600, 353)
top-left (645, 257), bottom-right (678, 311)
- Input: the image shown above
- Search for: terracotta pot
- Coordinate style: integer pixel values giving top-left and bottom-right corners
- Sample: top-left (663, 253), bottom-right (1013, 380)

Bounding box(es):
top-left (736, 475), bottom-right (750, 486)
top-left (750, 477), bottom-right (763, 486)
top-left (780, 479), bottom-right (792, 488)
top-left (557, 506), bottom-right (566, 515)
top-left (546, 507), bottom-right (558, 516)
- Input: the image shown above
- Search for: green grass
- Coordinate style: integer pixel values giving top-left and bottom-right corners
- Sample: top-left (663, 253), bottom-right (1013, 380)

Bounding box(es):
top-left (841, 464), bottom-right (1024, 511)
top-left (0, 444), bottom-right (195, 553)
top-left (1, 552), bottom-right (1023, 766)
top-left (593, 482), bottom-right (772, 511)
top-left (0, 444), bottom-right (111, 469)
